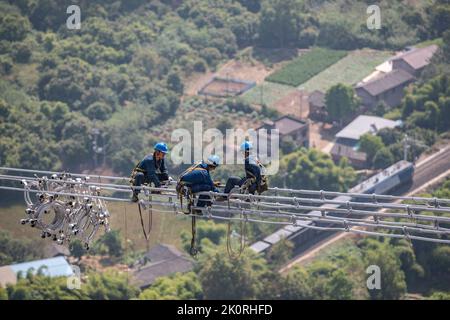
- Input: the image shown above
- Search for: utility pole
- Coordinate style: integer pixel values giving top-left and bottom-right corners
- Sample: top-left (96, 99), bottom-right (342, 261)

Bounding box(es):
top-left (260, 82), bottom-right (264, 106)
top-left (298, 87), bottom-right (304, 119)
top-left (403, 133), bottom-right (430, 163)
top-left (403, 134), bottom-right (409, 161)
top-left (226, 72), bottom-right (229, 97)
top-left (91, 124), bottom-right (104, 170)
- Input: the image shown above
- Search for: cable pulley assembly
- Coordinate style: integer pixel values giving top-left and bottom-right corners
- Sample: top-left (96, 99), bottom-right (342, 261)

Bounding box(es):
top-left (20, 173), bottom-right (110, 250)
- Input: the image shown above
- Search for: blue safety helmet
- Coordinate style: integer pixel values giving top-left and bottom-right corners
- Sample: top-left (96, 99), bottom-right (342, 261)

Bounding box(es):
top-left (206, 155), bottom-right (220, 167)
top-left (154, 142), bottom-right (169, 154)
top-left (240, 141), bottom-right (253, 152)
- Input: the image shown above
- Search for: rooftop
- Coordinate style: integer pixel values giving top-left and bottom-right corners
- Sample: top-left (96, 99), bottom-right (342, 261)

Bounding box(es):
top-left (355, 69), bottom-right (415, 97)
top-left (0, 256), bottom-right (74, 287)
top-left (335, 115), bottom-right (400, 141)
top-left (8, 256), bottom-right (74, 277)
top-left (349, 160), bottom-right (413, 193)
top-left (392, 45), bottom-right (438, 71)
top-left (257, 115), bottom-right (308, 136)
top-left (308, 90), bottom-right (325, 108)
top-left (131, 244), bottom-right (193, 288)
top-left (331, 143), bottom-right (367, 162)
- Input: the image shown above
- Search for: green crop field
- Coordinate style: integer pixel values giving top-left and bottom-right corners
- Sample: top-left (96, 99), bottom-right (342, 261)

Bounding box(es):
top-left (300, 49), bottom-right (393, 92)
top-left (265, 48), bottom-right (347, 87)
top-left (241, 81), bottom-right (297, 107)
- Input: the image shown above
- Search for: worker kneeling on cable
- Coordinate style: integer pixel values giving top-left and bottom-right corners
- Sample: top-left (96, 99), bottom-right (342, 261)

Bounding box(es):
top-left (177, 155), bottom-right (221, 213)
top-left (130, 142), bottom-right (170, 202)
top-left (224, 141), bottom-right (268, 195)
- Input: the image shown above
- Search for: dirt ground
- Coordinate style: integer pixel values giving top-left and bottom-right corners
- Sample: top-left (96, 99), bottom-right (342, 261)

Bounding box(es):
top-left (184, 59), bottom-right (273, 96)
top-left (309, 121), bottom-right (338, 152)
top-left (200, 78), bottom-right (250, 97)
top-left (183, 48), bottom-right (334, 153)
top-left (272, 90), bottom-right (309, 118)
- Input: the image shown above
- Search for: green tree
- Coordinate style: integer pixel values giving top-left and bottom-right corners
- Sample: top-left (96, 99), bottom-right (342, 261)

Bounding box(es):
top-left (373, 147), bottom-right (394, 169)
top-left (362, 240), bottom-right (407, 300)
top-left (82, 271), bottom-right (139, 300)
top-left (198, 249), bottom-right (266, 299)
top-left (255, 270), bottom-right (284, 299)
top-left (0, 286), bottom-right (7, 300)
top-left (0, 55), bottom-right (13, 75)
top-left (0, 13), bottom-right (31, 41)
top-left (11, 41), bottom-right (32, 63)
top-left (85, 102), bottom-right (113, 121)
top-left (429, 291), bottom-right (450, 300)
top-left (167, 71), bottom-right (184, 94)
top-left (430, 2), bottom-right (450, 36)
top-left (325, 84), bottom-right (359, 126)
top-left (443, 29), bottom-right (450, 63)
top-left (0, 231), bottom-right (43, 265)
top-left (317, 21), bottom-right (357, 50)
top-left (429, 246), bottom-right (450, 284)
top-left (273, 148), bottom-right (356, 192)
top-left (237, 0), bottom-right (261, 13)
top-left (266, 238), bottom-right (294, 268)
top-left (181, 220), bottom-right (227, 255)
top-left (359, 134), bottom-right (385, 166)
top-left (139, 272), bottom-right (203, 300)
top-left (70, 240), bottom-right (85, 260)
top-left (99, 230), bottom-right (124, 257)
top-left (307, 261), bottom-right (354, 300)
top-left (280, 267), bottom-right (312, 299)
top-left (258, 0), bottom-right (305, 48)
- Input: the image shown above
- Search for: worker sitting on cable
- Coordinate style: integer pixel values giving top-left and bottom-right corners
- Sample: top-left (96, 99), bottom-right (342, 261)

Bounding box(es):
top-left (224, 141), bottom-right (268, 195)
top-left (130, 142), bottom-right (170, 202)
top-left (177, 155), bottom-right (221, 211)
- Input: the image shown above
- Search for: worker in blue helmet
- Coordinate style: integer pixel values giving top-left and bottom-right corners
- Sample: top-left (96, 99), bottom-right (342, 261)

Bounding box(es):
top-left (177, 155), bottom-right (221, 210)
top-left (223, 141), bottom-right (267, 195)
top-left (130, 142), bottom-right (170, 202)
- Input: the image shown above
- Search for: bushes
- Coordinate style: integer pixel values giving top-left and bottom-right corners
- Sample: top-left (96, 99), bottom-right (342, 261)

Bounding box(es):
top-left (0, 55), bottom-right (12, 75)
top-left (10, 41), bottom-right (32, 63)
top-left (272, 148), bottom-right (357, 192)
top-left (85, 102), bottom-right (112, 121)
top-left (373, 148), bottom-right (395, 170)
top-left (401, 75), bottom-right (450, 133)
top-left (0, 13), bottom-right (31, 42)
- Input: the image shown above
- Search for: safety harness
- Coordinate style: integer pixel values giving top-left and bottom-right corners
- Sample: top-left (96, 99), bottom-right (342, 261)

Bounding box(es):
top-left (242, 158), bottom-right (269, 195)
top-left (176, 162), bottom-right (209, 257)
top-left (130, 160), bottom-right (161, 246)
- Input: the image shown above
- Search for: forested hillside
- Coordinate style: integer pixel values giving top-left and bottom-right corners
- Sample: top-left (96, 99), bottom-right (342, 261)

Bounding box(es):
top-left (0, 0), bottom-right (445, 175)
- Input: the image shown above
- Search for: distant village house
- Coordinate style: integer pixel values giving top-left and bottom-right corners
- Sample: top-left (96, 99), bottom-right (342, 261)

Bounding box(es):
top-left (331, 115), bottom-right (401, 168)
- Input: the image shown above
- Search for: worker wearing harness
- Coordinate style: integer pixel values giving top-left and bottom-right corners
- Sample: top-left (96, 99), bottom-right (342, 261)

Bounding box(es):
top-left (224, 141), bottom-right (268, 195)
top-left (130, 142), bottom-right (170, 202)
top-left (177, 155), bottom-right (221, 212)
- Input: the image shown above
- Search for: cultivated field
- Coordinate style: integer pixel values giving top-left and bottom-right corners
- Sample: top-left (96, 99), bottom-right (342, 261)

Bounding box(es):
top-left (266, 48), bottom-right (347, 87)
top-left (299, 49), bottom-right (393, 92)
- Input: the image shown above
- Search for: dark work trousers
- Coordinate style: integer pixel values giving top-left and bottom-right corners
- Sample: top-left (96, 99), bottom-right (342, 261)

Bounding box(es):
top-left (133, 172), bottom-right (169, 193)
top-left (224, 176), bottom-right (257, 194)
